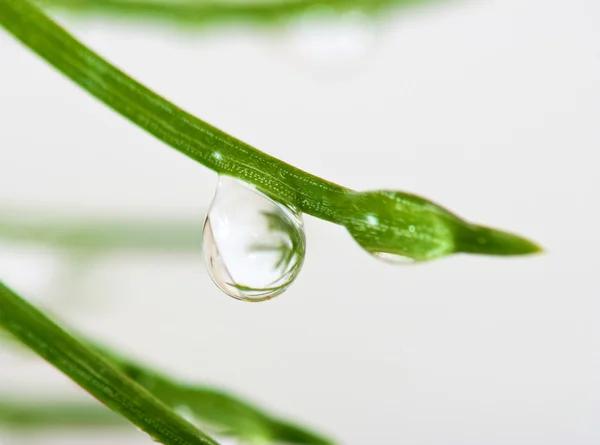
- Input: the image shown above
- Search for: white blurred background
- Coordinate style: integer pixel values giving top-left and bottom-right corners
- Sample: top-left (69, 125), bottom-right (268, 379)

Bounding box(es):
top-left (0, 0), bottom-right (599, 444)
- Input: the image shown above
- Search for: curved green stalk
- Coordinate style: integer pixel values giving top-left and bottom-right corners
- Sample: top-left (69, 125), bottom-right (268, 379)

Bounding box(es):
top-left (33, 0), bottom-right (409, 26)
top-left (0, 400), bottom-right (127, 429)
top-left (0, 212), bottom-right (203, 253)
top-left (0, 281), bottom-right (220, 445)
top-left (0, 0), bottom-right (541, 261)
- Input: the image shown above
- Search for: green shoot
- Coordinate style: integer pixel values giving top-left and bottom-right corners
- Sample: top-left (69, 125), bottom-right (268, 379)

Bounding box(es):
top-left (32, 0), bottom-right (427, 27)
top-left (0, 0), bottom-right (540, 261)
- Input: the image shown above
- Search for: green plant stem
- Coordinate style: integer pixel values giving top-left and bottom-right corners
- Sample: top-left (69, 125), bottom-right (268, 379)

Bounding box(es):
top-left (0, 213), bottom-right (203, 253)
top-left (34, 0), bottom-right (408, 26)
top-left (0, 0), bottom-right (349, 222)
top-left (0, 0), bottom-right (541, 261)
top-left (0, 281), bottom-right (220, 445)
top-left (0, 400), bottom-right (126, 429)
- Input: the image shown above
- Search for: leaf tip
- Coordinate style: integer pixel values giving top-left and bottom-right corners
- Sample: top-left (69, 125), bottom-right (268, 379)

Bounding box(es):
top-left (454, 223), bottom-right (543, 257)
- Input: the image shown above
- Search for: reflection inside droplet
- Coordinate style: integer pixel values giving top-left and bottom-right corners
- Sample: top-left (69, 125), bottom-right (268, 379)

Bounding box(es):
top-left (203, 176), bottom-right (306, 302)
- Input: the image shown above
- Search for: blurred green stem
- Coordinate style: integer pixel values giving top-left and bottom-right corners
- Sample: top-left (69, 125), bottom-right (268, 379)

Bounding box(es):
top-left (33, 0), bottom-right (408, 26)
top-left (0, 213), bottom-right (202, 253)
top-left (0, 400), bottom-right (126, 429)
top-left (102, 348), bottom-right (334, 444)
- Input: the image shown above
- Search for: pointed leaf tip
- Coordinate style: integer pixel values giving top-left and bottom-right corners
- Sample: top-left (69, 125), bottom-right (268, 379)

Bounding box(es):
top-left (454, 223), bottom-right (543, 256)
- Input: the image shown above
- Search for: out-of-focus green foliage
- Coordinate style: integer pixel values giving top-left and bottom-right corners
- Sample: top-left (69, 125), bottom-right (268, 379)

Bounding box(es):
top-left (0, 281), bottom-right (335, 444)
top-left (103, 348), bottom-right (334, 444)
top-left (33, 0), bottom-right (429, 27)
top-left (0, 212), bottom-right (202, 253)
top-left (0, 401), bottom-right (126, 429)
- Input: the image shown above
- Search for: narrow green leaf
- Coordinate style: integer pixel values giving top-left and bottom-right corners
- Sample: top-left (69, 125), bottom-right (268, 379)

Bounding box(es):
top-left (99, 347), bottom-right (335, 445)
top-left (0, 281), bottom-right (220, 445)
top-left (0, 282), bottom-right (335, 444)
top-left (32, 0), bottom-right (426, 27)
top-left (0, 212), bottom-right (203, 253)
top-left (452, 222), bottom-right (543, 256)
top-left (342, 190), bottom-right (542, 261)
top-left (0, 0), bottom-right (541, 260)
top-left (0, 400), bottom-right (126, 429)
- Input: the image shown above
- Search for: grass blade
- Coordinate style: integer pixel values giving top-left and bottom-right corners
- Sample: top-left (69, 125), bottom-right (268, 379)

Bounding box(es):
top-left (0, 282), bottom-right (335, 444)
top-left (0, 400), bottom-right (126, 429)
top-left (32, 0), bottom-right (426, 27)
top-left (0, 211), bottom-right (203, 253)
top-left (0, 0), bottom-right (540, 261)
top-left (0, 280), bottom-right (220, 445)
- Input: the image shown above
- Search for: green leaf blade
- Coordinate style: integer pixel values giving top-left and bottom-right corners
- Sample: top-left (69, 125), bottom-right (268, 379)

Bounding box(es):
top-left (344, 190), bottom-right (542, 260)
top-left (453, 223), bottom-right (543, 256)
top-left (0, 282), bottom-right (335, 444)
top-left (0, 0), bottom-right (540, 262)
top-left (0, 400), bottom-right (126, 429)
top-left (0, 281), bottom-right (220, 445)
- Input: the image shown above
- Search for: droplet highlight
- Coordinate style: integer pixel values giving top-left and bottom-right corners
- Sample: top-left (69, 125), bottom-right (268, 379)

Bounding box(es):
top-left (203, 176), bottom-right (306, 302)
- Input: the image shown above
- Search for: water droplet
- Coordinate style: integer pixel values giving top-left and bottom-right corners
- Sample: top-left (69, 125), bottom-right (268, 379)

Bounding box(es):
top-left (175, 405), bottom-right (196, 423)
top-left (284, 6), bottom-right (375, 71)
top-left (203, 176), bottom-right (306, 302)
top-left (370, 251), bottom-right (416, 265)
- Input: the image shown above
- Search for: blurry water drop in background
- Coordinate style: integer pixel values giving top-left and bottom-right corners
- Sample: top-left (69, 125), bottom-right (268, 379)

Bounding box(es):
top-left (284, 5), bottom-right (375, 70)
top-left (202, 176), bottom-right (306, 302)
